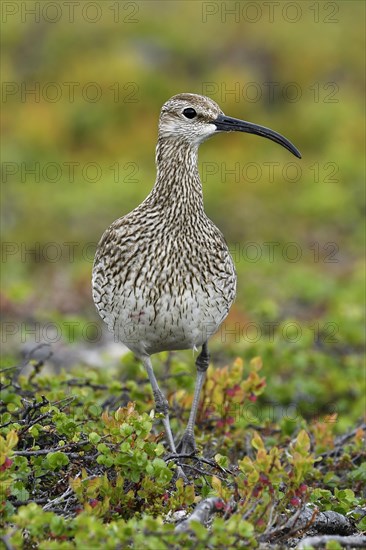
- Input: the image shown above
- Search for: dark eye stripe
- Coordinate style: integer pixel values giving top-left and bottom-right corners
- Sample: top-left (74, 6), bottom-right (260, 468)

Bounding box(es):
top-left (183, 108), bottom-right (197, 119)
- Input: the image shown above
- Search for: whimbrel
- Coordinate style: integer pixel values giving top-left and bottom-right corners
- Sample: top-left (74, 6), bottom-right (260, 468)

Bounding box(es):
top-left (92, 93), bottom-right (301, 457)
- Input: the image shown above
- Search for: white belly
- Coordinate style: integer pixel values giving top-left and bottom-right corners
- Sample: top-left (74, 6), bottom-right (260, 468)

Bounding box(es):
top-left (113, 281), bottom-right (234, 356)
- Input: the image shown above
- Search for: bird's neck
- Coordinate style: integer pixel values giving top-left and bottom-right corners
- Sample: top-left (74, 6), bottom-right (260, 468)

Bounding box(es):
top-left (147, 137), bottom-right (204, 213)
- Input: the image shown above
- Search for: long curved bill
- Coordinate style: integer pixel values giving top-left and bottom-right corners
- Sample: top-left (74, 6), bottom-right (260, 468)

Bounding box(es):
top-left (214, 114), bottom-right (301, 159)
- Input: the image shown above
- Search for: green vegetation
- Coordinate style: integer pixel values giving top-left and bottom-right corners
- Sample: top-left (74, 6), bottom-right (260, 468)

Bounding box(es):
top-left (1, 1), bottom-right (365, 548)
top-left (1, 356), bottom-right (365, 548)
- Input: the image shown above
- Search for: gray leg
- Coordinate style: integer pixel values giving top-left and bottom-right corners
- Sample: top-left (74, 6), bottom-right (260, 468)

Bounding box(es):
top-left (141, 356), bottom-right (187, 480)
top-left (141, 355), bottom-right (177, 452)
top-left (177, 342), bottom-right (210, 454)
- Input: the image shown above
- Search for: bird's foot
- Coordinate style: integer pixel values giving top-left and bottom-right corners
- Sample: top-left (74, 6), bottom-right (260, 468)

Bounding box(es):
top-left (176, 431), bottom-right (197, 455)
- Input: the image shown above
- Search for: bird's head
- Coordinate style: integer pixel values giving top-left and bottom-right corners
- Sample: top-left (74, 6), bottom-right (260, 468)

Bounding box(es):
top-left (159, 93), bottom-right (301, 158)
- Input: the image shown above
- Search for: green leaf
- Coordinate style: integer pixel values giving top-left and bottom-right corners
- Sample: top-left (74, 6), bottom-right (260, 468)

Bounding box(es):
top-left (357, 516), bottom-right (366, 531)
top-left (295, 430), bottom-right (310, 453)
top-left (46, 452), bottom-right (69, 470)
top-left (215, 453), bottom-right (229, 468)
top-left (251, 432), bottom-right (264, 450)
top-left (7, 430), bottom-right (18, 449)
top-left (11, 481), bottom-right (30, 502)
top-left (325, 541), bottom-right (342, 550)
top-left (89, 432), bottom-right (101, 444)
top-left (348, 462), bottom-right (366, 482)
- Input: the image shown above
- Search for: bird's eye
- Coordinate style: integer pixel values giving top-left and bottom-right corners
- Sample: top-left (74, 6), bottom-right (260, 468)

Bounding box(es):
top-left (183, 108), bottom-right (197, 119)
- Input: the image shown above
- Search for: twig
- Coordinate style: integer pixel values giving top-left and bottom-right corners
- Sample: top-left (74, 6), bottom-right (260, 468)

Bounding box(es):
top-left (0, 365), bottom-right (21, 374)
top-left (17, 396), bottom-right (76, 436)
top-left (20, 396), bottom-right (49, 420)
top-left (175, 497), bottom-right (224, 533)
top-left (13, 440), bottom-right (90, 456)
top-left (285, 507), bottom-right (354, 536)
top-left (11, 499), bottom-right (48, 507)
top-left (297, 535), bottom-right (366, 549)
top-left (262, 500), bottom-right (279, 536)
top-left (319, 423), bottom-right (366, 458)
top-left (179, 462), bottom-right (226, 482)
top-left (43, 486), bottom-right (74, 511)
top-left (165, 452), bottom-right (235, 475)
top-left (260, 505), bottom-right (314, 542)
top-left (61, 379), bottom-right (112, 390)
top-left (18, 411), bottom-right (53, 436)
top-left (261, 506), bottom-right (355, 543)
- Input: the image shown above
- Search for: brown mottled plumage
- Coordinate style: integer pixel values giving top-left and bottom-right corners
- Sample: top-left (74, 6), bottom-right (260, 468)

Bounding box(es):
top-left (92, 93), bottom-right (301, 460)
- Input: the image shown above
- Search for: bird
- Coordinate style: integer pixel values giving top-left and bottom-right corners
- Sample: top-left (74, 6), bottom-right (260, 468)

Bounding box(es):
top-left (92, 93), bottom-right (301, 459)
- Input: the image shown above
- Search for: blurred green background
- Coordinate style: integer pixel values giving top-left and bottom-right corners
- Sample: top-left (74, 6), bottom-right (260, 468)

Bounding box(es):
top-left (1, 2), bottom-right (364, 427)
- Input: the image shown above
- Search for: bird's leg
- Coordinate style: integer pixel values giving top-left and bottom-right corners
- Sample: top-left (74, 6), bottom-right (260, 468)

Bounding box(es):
top-left (141, 356), bottom-right (188, 480)
top-left (141, 355), bottom-right (177, 452)
top-left (177, 342), bottom-right (210, 454)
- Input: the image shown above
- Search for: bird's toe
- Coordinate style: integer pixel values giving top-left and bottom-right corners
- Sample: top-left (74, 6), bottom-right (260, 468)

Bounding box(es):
top-left (176, 432), bottom-right (197, 455)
